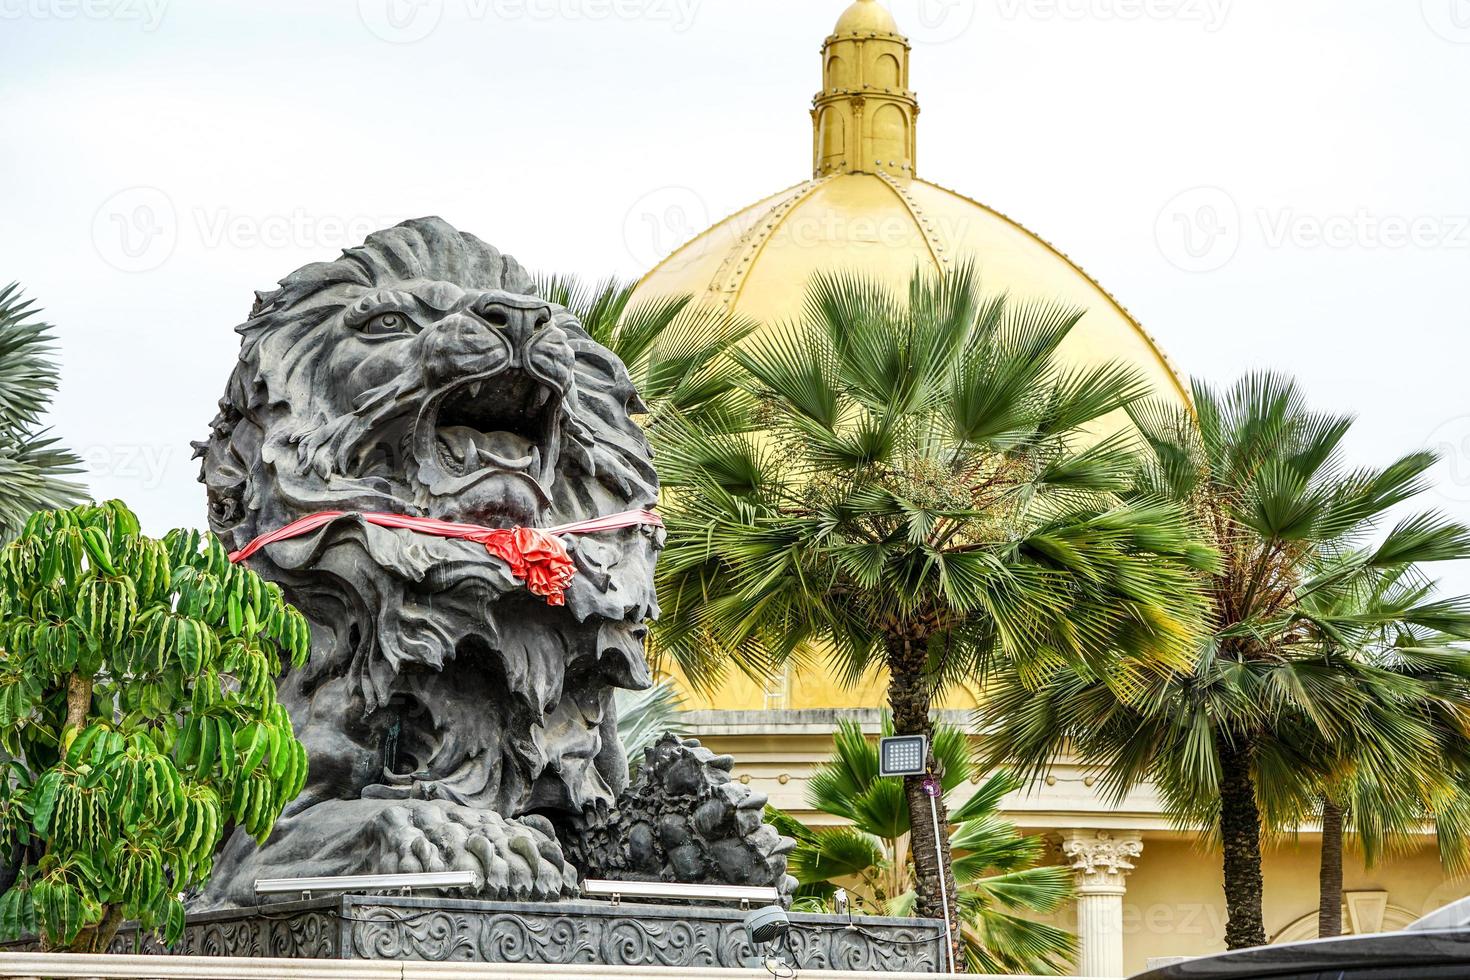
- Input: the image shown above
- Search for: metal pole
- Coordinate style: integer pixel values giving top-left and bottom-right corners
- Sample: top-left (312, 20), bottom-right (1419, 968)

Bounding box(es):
top-left (927, 784), bottom-right (956, 975)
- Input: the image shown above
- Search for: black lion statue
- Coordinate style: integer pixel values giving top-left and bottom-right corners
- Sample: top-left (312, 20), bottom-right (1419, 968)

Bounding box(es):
top-left (192, 217), bottom-right (791, 908)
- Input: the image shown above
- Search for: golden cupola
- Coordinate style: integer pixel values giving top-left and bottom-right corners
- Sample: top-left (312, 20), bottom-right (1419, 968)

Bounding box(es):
top-left (813, 0), bottom-right (918, 177)
top-left (628, 0), bottom-right (1187, 414)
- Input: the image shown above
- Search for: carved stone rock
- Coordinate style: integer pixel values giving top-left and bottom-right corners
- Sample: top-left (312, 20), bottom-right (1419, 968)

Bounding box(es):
top-left (191, 218), bottom-right (789, 907)
top-left (580, 735), bottom-right (793, 891)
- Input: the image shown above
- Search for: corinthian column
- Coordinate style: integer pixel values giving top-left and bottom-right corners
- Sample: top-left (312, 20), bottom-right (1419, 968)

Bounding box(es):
top-left (1061, 830), bottom-right (1143, 978)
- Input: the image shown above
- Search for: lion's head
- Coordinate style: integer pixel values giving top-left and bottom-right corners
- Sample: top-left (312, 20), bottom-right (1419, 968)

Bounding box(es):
top-left (197, 218), bottom-right (660, 827)
top-left (199, 217), bottom-right (656, 539)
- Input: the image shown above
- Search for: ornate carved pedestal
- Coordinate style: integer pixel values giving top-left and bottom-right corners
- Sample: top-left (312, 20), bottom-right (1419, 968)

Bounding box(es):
top-left (108, 896), bottom-right (946, 973)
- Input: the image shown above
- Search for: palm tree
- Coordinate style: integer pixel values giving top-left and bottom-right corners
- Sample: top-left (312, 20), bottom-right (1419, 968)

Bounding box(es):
top-left (535, 274), bottom-right (753, 428)
top-left (653, 264), bottom-right (1212, 955)
top-left (988, 373), bottom-right (1470, 949)
top-left (770, 717), bottom-right (1076, 975)
top-left (0, 283), bottom-right (83, 541)
top-left (1286, 563), bottom-right (1470, 937)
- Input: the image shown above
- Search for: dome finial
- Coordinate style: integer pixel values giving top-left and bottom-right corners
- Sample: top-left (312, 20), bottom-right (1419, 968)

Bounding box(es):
top-left (833, 0), bottom-right (900, 35)
top-left (812, 0), bottom-right (918, 178)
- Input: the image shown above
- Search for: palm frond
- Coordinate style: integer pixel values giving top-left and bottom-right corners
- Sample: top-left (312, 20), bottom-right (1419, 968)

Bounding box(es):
top-left (614, 681), bottom-right (684, 777)
top-left (0, 283), bottom-right (84, 541)
top-left (535, 272), bottom-right (754, 425)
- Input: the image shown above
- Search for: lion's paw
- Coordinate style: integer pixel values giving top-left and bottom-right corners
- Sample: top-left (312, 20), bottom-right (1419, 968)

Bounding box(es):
top-left (592, 736), bottom-right (795, 894)
top-left (370, 801), bottom-right (579, 902)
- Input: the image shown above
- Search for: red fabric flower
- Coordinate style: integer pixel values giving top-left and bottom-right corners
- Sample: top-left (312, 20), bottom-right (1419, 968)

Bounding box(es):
top-left (480, 527), bottom-right (577, 606)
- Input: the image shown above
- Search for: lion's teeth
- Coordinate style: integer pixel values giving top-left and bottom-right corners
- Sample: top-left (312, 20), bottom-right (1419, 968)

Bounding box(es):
top-left (456, 430), bottom-right (478, 465)
top-left (530, 447), bottom-right (542, 475)
top-left (467, 381), bottom-right (482, 397)
top-left (533, 387), bottom-right (550, 409)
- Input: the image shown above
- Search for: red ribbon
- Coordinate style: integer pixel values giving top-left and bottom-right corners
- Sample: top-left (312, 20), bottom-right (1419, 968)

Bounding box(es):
top-left (227, 509), bottom-right (662, 607)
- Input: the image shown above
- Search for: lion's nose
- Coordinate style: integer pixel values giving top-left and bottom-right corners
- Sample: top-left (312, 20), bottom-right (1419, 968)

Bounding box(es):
top-left (469, 298), bottom-right (552, 339)
top-left (435, 311), bottom-right (509, 352)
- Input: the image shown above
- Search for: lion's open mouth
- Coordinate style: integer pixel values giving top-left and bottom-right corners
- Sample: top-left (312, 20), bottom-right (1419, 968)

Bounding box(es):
top-left (413, 369), bottom-right (563, 523)
top-left (435, 374), bottom-right (559, 481)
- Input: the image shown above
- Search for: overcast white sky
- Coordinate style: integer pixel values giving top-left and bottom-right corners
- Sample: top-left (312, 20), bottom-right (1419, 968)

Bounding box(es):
top-left (3, 0), bottom-right (1469, 593)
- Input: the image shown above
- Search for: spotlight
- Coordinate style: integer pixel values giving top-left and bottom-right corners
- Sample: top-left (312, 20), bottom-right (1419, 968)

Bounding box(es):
top-left (878, 734), bottom-right (928, 777)
top-left (744, 904), bottom-right (791, 946)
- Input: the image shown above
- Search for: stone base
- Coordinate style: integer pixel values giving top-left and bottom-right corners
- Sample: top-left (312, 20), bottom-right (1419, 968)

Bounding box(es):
top-left (108, 896), bottom-right (946, 973)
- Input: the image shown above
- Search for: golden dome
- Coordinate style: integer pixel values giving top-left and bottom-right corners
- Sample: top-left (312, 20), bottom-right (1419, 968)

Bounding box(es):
top-left (633, 174), bottom-right (1185, 405)
top-left (833, 0), bottom-right (899, 36)
top-left (628, 0), bottom-right (1185, 407)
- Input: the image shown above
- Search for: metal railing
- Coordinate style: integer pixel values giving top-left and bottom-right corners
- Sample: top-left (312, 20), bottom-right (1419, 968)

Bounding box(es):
top-left (254, 871), bottom-right (479, 899)
top-left (580, 878), bottom-right (783, 908)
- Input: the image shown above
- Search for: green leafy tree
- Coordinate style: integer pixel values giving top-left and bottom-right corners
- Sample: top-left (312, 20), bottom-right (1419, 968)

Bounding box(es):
top-left (0, 284), bottom-right (84, 541)
top-left (770, 717), bottom-right (1075, 975)
top-left (0, 501), bottom-right (311, 952)
top-left (988, 373), bottom-right (1470, 949)
top-left (654, 264), bottom-right (1212, 952)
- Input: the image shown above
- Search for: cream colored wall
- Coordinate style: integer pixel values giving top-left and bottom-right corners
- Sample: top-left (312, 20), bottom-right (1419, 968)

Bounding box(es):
top-left (1118, 835), bottom-right (1470, 976)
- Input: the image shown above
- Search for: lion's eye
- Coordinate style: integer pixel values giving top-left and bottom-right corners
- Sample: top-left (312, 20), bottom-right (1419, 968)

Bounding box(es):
top-left (358, 312), bottom-right (417, 338)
